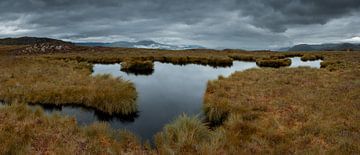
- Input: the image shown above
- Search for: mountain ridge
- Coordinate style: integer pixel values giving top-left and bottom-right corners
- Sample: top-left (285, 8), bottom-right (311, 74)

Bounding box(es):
top-left (284, 43), bottom-right (360, 51)
top-left (76, 40), bottom-right (205, 50)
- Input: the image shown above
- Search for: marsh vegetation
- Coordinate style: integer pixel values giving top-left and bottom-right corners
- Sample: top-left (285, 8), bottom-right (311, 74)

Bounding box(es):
top-left (202, 52), bottom-right (360, 154)
top-left (301, 54), bottom-right (324, 61)
top-left (256, 58), bottom-right (292, 68)
top-left (0, 44), bottom-right (359, 154)
top-left (121, 60), bottom-right (154, 75)
top-left (0, 56), bottom-right (137, 115)
top-left (0, 103), bottom-right (145, 154)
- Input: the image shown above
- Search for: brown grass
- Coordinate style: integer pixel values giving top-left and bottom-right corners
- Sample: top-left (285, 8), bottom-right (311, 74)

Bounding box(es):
top-left (154, 114), bottom-right (211, 154)
top-left (0, 103), bottom-right (147, 154)
top-left (121, 60), bottom-right (154, 75)
top-left (0, 45), bottom-right (359, 154)
top-left (301, 54), bottom-right (324, 61)
top-left (202, 52), bottom-right (360, 153)
top-left (39, 47), bottom-right (263, 67)
top-left (256, 58), bottom-right (292, 68)
top-left (0, 56), bottom-right (137, 115)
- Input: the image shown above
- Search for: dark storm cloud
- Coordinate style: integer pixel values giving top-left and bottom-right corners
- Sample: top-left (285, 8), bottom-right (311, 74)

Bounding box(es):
top-left (0, 0), bottom-right (360, 49)
top-left (236, 0), bottom-right (360, 32)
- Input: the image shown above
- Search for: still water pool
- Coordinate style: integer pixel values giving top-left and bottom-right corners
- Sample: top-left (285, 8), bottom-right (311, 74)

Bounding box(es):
top-left (30, 57), bottom-right (322, 141)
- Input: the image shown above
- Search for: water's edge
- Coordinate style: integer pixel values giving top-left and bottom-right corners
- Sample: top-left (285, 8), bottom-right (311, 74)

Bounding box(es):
top-left (2, 57), bottom-right (322, 142)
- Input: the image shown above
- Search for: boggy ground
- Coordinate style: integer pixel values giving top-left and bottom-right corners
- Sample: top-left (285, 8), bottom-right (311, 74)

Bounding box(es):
top-left (0, 45), bottom-right (359, 154)
top-left (0, 103), bottom-right (147, 154)
top-left (200, 52), bottom-right (360, 154)
top-left (0, 55), bottom-right (137, 115)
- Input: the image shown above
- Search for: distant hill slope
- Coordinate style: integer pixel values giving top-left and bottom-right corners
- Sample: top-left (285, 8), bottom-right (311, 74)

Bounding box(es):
top-left (76, 40), bottom-right (205, 50)
top-left (287, 43), bottom-right (360, 51)
top-left (0, 37), bottom-right (73, 45)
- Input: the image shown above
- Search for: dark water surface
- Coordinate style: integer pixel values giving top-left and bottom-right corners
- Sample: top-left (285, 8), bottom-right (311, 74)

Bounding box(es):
top-left (25, 57), bottom-right (321, 141)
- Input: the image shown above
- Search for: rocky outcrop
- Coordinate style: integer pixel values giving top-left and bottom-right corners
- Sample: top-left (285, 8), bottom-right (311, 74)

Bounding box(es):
top-left (15, 43), bottom-right (73, 55)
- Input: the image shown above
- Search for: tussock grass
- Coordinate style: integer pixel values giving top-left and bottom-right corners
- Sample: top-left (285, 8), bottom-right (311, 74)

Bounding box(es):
top-left (0, 57), bottom-right (137, 115)
top-left (155, 56), bottom-right (234, 67)
top-left (1, 45), bottom-right (359, 154)
top-left (229, 54), bottom-right (256, 61)
top-left (256, 58), bottom-right (292, 68)
top-left (301, 54), bottom-right (324, 61)
top-left (320, 61), bottom-right (342, 69)
top-left (155, 114), bottom-right (211, 154)
top-left (283, 52), bottom-right (303, 57)
top-left (203, 64), bottom-right (360, 153)
top-left (0, 103), bottom-right (146, 154)
top-left (121, 60), bottom-right (154, 75)
top-left (39, 47), bottom-right (251, 67)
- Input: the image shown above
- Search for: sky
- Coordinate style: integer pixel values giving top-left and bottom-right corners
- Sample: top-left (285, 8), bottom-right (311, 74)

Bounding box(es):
top-left (0, 0), bottom-right (360, 50)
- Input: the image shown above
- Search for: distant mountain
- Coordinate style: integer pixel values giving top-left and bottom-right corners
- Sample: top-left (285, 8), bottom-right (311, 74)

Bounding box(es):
top-left (287, 43), bottom-right (360, 51)
top-left (277, 47), bottom-right (291, 51)
top-left (0, 37), bottom-right (72, 45)
top-left (76, 40), bottom-right (205, 50)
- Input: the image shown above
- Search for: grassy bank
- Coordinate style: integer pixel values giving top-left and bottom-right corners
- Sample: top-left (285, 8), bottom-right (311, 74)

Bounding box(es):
top-left (0, 56), bottom-right (137, 115)
top-left (201, 52), bottom-right (360, 153)
top-left (0, 103), bottom-right (146, 154)
top-left (157, 58), bottom-right (359, 154)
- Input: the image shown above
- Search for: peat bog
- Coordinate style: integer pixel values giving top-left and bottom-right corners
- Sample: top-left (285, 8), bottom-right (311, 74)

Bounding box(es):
top-left (29, 57), bottom-right (322, 141)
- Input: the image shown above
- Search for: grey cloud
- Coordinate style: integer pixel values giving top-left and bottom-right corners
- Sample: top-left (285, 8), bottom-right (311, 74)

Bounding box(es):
top-left (236, 0), bottom-right (360, 32)
top-left (0, 0), bottom-right (360, 49)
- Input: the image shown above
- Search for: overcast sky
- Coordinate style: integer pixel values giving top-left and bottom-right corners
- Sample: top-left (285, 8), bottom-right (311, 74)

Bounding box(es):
top-left (1, 0), bottom-right (360, 50)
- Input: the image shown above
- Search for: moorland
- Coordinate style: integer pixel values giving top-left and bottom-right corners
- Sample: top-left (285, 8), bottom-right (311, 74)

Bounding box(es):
top-left (0, 37), bottom-right (359, 154)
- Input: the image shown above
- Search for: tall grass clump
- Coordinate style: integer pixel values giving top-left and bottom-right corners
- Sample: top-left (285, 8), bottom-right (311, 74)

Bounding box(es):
top-left (121, 60), bottom-right (154, 75)
top-left (0, 57), bottom-right (137, 115)
top-left (256, 58), bottom-right (292, 68)
top-left (203, 80), bottom-right (231, 124)
top-left (155, 114), bottom-right (211, 154)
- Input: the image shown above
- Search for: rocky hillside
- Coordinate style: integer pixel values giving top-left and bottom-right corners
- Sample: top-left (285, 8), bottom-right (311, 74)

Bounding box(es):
top-left (0, 37), bottom-right (72, 45)
top-left (0, 37), bottom-right (75, 55)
